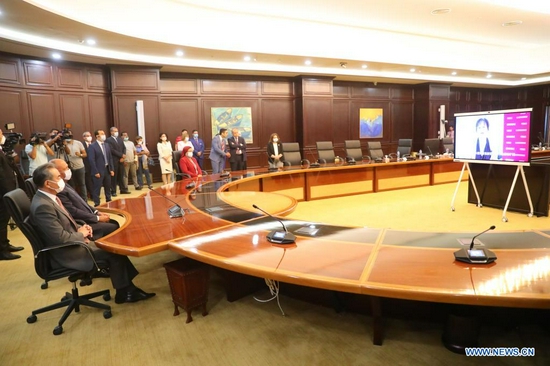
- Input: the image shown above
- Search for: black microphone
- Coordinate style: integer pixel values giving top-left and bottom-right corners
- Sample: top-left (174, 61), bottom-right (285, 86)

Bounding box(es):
top-left (470, 225), bottom-right (495, 250)
top-left (148, 187), bottom-right (186, 218)
top-left (426, 145), bottom-right (434, 157)
top-left (252, 204), bottom-right (296, 244)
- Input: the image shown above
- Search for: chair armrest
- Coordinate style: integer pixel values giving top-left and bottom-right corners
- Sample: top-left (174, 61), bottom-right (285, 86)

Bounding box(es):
top-left (36, 241), bottom-right (103, 273)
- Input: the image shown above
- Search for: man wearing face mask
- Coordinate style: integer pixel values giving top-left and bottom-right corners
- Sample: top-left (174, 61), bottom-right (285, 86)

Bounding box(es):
top-left (105, 127), bottom-right (128, 196)
top-left (82, 131), bottom-right (94, 200)
top-left (87, 130), bottom-right (115, 207)
top-left (190, 129), bottom-right (205, 169)
top-left (29, 163), bottom-right (155, 304)
top-left (51, 159), bottom-right (119, 240)
top-left (62, 131), bottom-right (87, 201)
top-left (121, 132), bottom-right (139, 191)
top-left (227, 128), bottom-right (247, 172)
top-left (0, 129), bottom-right (24, 260)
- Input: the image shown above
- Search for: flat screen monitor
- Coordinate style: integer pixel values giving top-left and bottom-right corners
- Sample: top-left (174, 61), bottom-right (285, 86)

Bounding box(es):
top-left (454, 108), bottom-right (532, 166)
top-left (424, 138), bottom-right (441, 155)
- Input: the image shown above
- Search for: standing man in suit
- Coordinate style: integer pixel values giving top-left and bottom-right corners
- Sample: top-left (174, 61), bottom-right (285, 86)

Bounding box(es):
top-left (51, 159), bottom-right (119, 240)
top-left (105, 127), bottom-right (128, 196)
top-left (87, 129), bottom-right (115, 207)
top-left (82, 131), bottom-right (94, 201)
top-left (209, 128), bottom-right (230, 174)
top-left (29, 163), bottom-right (155, 303)
top-left (190, 129), bottom-right (205, 170)
top-left (227, 128), bottom-right (247, 171)
top-left (0, 130), bottom-right (24, 260)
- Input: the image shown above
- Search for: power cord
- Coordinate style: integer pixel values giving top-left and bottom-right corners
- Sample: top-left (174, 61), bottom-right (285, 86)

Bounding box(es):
top-left (254, 278), bottom-right (286, 316)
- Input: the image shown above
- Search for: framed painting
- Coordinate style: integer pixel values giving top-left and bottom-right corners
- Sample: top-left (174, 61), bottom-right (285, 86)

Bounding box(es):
top-left (211, 107), bottom-right (253, 143)
top-left (360, 108), bottom-right (383, 138)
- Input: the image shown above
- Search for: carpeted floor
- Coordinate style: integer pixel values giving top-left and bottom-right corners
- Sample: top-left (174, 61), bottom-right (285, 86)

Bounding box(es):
top-left (1, 183), bottom-right (548, 365)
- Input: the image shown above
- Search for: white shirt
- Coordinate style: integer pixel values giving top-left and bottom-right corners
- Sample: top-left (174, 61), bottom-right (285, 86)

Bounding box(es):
top-left (25, 144), bottom-right (49, 175)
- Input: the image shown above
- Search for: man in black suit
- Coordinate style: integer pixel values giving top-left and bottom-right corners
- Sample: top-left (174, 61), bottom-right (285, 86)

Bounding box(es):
top-left (29, 163), bottom-right (155, 304)
top-left (51, 159), bottom-right (119, 240)
top-left (227, 128), bottom-right (247, 171)
top-left (105, 126), bottom-right (129, 196)
top-left (0, 130), bottom-right (24, 260)
top-left (87, 129), bottom-right (115, 207)
top-left (82, 131), bottom-right (94, 201)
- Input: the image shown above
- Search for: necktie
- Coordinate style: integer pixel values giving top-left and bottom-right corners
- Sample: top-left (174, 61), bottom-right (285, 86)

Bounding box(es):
top-left (221, 137), bottom-right (225, 151)
top-left (55, 196), bottom-right (79, 230)
top-left (100, 143), bottom-right (108, 166)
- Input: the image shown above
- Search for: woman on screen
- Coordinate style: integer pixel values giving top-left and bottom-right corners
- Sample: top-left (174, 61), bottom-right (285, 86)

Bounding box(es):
top-left (475, 118), bottom-right (493, 160)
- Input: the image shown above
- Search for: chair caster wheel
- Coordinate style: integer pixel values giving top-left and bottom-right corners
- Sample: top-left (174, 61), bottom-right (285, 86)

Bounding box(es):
top-left (41, 282), bottom-right (48, 290)
top-left (53, 325), bottom-right (63, 335)
top-left (527, 213), bottom-right (533, 218)
top-left (502, 217), bottom-right (508, 222)
top-left (61, 296), bottom-right (69, 301)
top-left (104, 310), bottom-right (112, 319)
top-left (27, 315), bottom-right (37, 324)
top-left (103, 293), bottom-right (111, 301)
top-left (451, 206), bottom-right (455, 211)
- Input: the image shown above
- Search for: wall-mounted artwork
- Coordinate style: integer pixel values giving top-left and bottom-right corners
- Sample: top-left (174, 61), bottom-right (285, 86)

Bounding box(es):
top-left (211, 107), bottom-right (253, 143)
top-left (360, 108), bottom-right (383, 138)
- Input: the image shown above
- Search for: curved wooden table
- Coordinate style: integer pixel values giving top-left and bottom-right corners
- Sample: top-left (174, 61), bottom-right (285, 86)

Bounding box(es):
top-left (96, 160), bottom-right (550, 344)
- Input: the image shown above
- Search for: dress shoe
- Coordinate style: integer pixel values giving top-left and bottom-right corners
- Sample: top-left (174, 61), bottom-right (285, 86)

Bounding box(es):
top-left (120, 190), bottom-right (131, 194)
top-left (7, 244), bottom-right (24, 252)
top-left (148, 185), bottom-right (154, 189)
top-left (111, 193), bottom-right (117, 197)
top-left (0, 251), bottom-right (21, 260)
top-left (115, 288), bottom-right (155, 304)
top-left (135, 186), bottom-right (142, 190)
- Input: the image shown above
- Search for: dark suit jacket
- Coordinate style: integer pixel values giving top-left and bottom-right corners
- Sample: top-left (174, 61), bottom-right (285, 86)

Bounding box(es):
top-left (29, 190), bottom-right (94, 272)
top-left (87, 141), bottom-right (115, 176)
top-left (82, 140), bottom-right (91, 174)
top-left (0, 150), bottom-right (17, 197)
top-left (267, 142), bottom-right (284, 164)
top-left (105, 135), bottom-right (126, 161)
top-left (57, 184), bottom-right (99, 223)
top-left (227, 136), bottom-right (247, 163)
top-left (190, 137), bottom-right (205, 161)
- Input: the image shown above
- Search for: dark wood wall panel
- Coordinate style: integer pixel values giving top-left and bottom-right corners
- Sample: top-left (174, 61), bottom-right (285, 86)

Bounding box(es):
top-left (111, 69), bottom-right (159, 91)
top-left (351, 85), bottom-right (390, 99)
top-left (303, 98), bottom-right (332, 148)
top-left (261, 81), bottom-right (294, 96)
top-left (201, 80), bottom-right (258, 95)
top-left (27, 92), bottom-right (57, 132)
top-left (58, 67), bottom-right (84, 89)
top-left (160, 79), bottom-right (198, 94)
top-left (303, 79), bottom-right (332, 95)
top-left (88, 95), bottom-right (112, 135)
top-left (0, 58), bottom-right (22, 85)
top-left (159, 99), bottom-right (200, 137)
top-left (0, 89), bottom-right (26, 131)
top-left (113, 95), bottom-right (159, 145)
top-left (391, 102), bottom-right (414, 141)
top-left (260, 99), bottom-right (295, 144)
top-left (59, 94), bottom-right (86, 135)
top-left (332, 100), bottom-right (350, 155)
top-left (87, 70), bottom-right (109, 90)
top-left (23, 61), bottom-right (54, 87)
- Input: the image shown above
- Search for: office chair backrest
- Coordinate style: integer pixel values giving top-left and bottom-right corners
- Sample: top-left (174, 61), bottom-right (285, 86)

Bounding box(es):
top-left (344, 140), bottom-right (363, 161)
top-left (316, 141), bottom-right (335, 163)
top-left (25, 177), bottom-right (37, 198)
top-left (172, 150), bottom-right (183, 180)
top-left (442, 138), bottom-right (454, 153)
top-left (282, 142), bottom-right (302, 166)
top-left (367, 141), bottom-right (384, 160)
top-left (397, 139), bottom-right (412, 156)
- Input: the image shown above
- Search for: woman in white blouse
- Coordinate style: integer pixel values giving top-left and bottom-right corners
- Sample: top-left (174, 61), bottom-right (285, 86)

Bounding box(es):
top-left (176, 130), bottom-right (193, 152)
top-left (157, 133), bottom-right (173, 185)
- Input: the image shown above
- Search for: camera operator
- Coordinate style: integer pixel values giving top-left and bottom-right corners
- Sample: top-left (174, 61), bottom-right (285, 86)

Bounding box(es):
top-left (62, 131), bottom-right (87, 201)
top-left (46, 128), bottom-right (62, 158)
top-left (0, 129), bottom-right (24, 260)
top-left (25, 132), bottom-right (54, 175)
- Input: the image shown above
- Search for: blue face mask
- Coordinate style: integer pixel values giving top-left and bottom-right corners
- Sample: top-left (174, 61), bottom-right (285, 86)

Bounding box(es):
top-left (193, 134), bottom-right (198, 139)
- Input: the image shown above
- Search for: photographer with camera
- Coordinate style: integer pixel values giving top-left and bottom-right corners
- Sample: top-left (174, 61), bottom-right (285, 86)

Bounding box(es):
top-left (62, 131), bottom-right (88, 201)
top-left (0, 129), bottom-right (24, 260)
top-left (25, 132), bottom-right (54, 175)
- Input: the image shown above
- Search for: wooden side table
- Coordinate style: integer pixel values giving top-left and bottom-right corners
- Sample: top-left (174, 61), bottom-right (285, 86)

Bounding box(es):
top-left (163, 257), bottom-right (210, 323)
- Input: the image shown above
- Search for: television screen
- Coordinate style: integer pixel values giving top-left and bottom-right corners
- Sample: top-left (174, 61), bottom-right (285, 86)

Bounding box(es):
top-left (454, 108), bottom-right (532, 165)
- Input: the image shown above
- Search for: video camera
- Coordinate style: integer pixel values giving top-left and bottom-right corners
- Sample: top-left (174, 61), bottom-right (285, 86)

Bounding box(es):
top-left (29, 132), bottom-right (48, 146)
top-left (1, 123), bottom-right (25, 156)
top-left (51, 123), bottom-right (73, 147)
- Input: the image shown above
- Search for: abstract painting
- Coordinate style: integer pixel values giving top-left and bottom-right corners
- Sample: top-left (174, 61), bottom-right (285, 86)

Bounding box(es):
top-left (359, 108), bottom-right (383, 138)
top-left (211, 107), bottom-right (253, 143)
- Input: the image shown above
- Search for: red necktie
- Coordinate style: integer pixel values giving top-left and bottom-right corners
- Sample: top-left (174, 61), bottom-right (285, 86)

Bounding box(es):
top-left (55, 196), bottom-right (79, 230)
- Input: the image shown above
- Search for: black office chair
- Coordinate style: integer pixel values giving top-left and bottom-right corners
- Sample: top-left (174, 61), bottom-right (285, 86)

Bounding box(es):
top-left (397, 139), bottom-right (412, 156)
top-left (345, 140), bottom-right (369, 162)
top-left (316, 141), bottom-right (336, 164)
top-left (172, 150), bottom-right (191, 181)
top-left (367, 141), bottom-right (384, 161)
top-left (281, 142), bottom-right (303, 167)
top-left (442, 138), bottom-right (454, 153)
top-left (24, 177), bottom-right (37, 198)
top-left (3, 188), bottom-right (112, 335)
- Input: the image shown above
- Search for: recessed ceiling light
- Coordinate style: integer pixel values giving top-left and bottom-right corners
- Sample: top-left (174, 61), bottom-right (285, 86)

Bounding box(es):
top-left (451, 71), bottom-right (457, 76)
top-left (362, 64), bottom-right (368, 69)
top-left (175, 50), bottom-right (184, 57)
top-left (431, 8), bottom-right (451, 15)
top-left (52, 53), bottom-right (62, 60)
top-left (410, 68), bottom-right (416, 72)
top-left (243, 56), bottom-right (251, 62)
top-left (305, 60), bottom-right (312, 66)
top-left (486, 74), bottom-right (492, 78)
top-left (502, 20), bottom-right (523, 27)
top-left (521, 77), bottom-right (527, 80)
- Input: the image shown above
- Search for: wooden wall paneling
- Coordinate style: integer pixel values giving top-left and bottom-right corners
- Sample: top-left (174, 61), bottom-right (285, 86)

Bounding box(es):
top-left (159, 98), bottom-right (200, 140)
top-left (0, 56), bottom-right (22, 85)
top-left (390, 87), bottom-right (414, 100)
top-left (302, 98), bottom-right (333, 150)
top-left (390, 102), bottom-right (414, 141)
top-left (260, 99), bottom-right (295, 146)
top-left (350, 100), bottom-right (391, 147)
top-left (201, 100), bottom-right (260, 144)
top-left (23, 60), bottom-right (54, 88)
top-left (110, 68), bottom-right (160, 92)
top-left (261, 81), bottom-right (294, 96)
top-left (201, 80), bottom-right (259, 95)
top-left (332, 99), bottom-right (350, 156)
top-left (113, 95), bottom-right (159, 146)
top-left (351, 85), bottom-right (391, 99)
top-left (27, 92), bottom-right (57, 133)
top-left (159, 79), bottom-right (198, 94)
top-left (88, 95), bottom-right (112, 136)
top-left (0, 89), bottom-right (25, 130)
top-left (302, 78), bottom-right (333, 96)
top-left (57, 66), bottom-right (85, 90)
top-left (59, 94), bottom-right (86, 137)
top-left (333, 84), bottom-right (350, 98)
top-left (87, 69), bottom-right (109, 91)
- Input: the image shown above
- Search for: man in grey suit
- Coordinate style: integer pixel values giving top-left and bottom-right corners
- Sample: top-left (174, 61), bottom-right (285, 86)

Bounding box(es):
top-left (209, 128), bottom-right (230, 174)
top-left (51, 159), bottom-right (119, 240)
top-left (29, 163), bottom-right (155, 304)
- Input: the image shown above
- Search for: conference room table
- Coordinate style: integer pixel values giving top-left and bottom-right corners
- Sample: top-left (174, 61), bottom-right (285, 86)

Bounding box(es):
top-left (95, 158), bottom-right (550, 345)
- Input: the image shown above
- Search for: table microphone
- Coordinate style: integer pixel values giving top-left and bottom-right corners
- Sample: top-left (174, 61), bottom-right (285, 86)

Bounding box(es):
top-left (454, 225), bottom-right (497, 264)
top-left (148, 187), bottom-right (185, 218)
top-left (470, 225), bottom-right (495, 250)
top-left (426, 145), bottom-right (434, 157)
top-left (252, 204), bottom-right (296, 244)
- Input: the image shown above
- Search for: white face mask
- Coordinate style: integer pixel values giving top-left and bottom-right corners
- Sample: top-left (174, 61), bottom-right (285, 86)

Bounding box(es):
top-left (161, 137), bottom-right (167, 141)
top-left (186, 151), bottom-right (193, 158)
top-left (63, 169), bottom-right (72, 181)
top-left (50, 179), bottom-right (65, 193)
top-left (184, 137), bottom-right (189, 142)
top-left (99, 135), bottom-right (106, 142)
top-left (113, 132), bottom-right (119, 138)
top-left (273, 138), bottom-right (278, 143)
top-left (84, 136), bottom-right (92, 142)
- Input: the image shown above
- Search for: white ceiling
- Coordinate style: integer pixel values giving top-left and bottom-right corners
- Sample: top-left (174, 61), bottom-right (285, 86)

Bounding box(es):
top-left (1, 0), bottom-right (549, 87)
